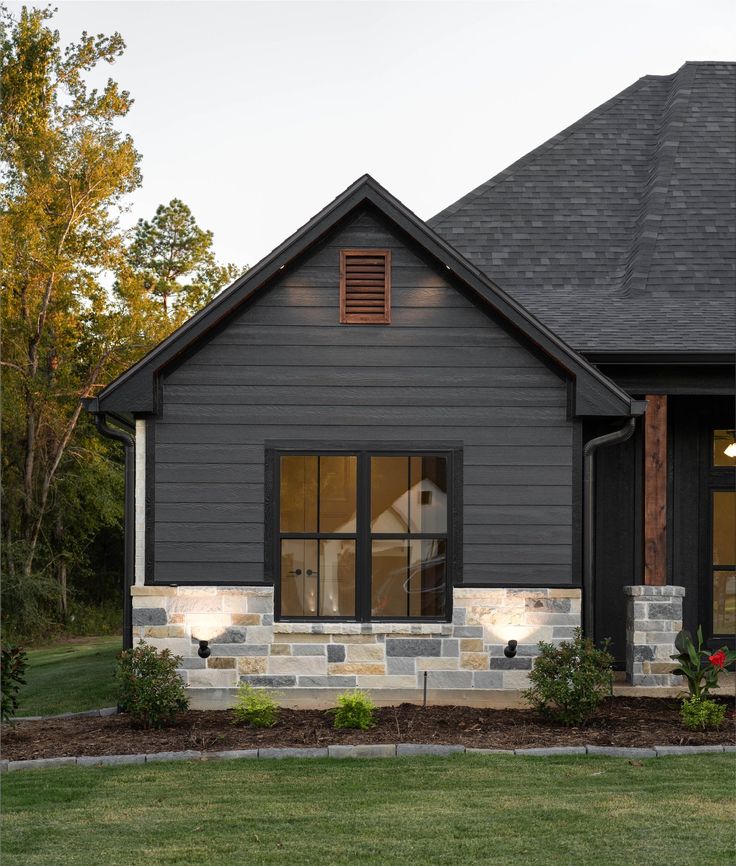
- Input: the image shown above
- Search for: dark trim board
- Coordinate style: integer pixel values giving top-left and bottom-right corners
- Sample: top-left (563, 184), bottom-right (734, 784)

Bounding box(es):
top-left (595, 363), bottom-right (735, 396)
top-left (572, 420), bottom-right (583, 595)
top-left (144, 418), bottom-right (155, 585)
top-left (586, 353), bottom-right (735, 366)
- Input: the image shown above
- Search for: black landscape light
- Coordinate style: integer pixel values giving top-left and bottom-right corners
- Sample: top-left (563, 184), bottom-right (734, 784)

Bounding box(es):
top-left (197, 639), bottom-right (211, 659)
top-left (504, 639), bottom-right (518, 659)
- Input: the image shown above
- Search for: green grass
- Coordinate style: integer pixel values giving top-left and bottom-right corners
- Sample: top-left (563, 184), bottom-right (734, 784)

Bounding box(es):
top-left (2, 755), bottom-right (734, 865)
top-left (15, 635), bottom-right (121, 716)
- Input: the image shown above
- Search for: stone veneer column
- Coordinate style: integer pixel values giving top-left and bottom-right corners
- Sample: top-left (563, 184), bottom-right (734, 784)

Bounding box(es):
top-left (624, 585), bottom-right (684, 686)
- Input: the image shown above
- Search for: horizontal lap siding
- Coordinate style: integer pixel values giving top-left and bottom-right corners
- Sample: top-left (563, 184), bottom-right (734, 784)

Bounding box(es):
top-left (153, 209), bottom-right (574, 585)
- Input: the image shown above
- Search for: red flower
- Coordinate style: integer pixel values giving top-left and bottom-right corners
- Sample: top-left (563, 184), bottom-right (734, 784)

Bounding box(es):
top-left (708, 650), bottom-right (727, 669)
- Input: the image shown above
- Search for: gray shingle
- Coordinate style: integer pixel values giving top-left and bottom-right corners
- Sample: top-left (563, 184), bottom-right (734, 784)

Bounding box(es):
top-left (430, 62), bottom-right (736, 352)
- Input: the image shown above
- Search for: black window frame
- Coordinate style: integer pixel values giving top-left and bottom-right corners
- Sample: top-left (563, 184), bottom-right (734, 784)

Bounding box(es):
top-left (266, 444), bottom-right (462, 623)
top-left (703, 428), bottom-right (736, 644)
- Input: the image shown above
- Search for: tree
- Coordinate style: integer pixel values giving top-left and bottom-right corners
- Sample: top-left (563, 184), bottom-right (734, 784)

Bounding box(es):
top-left (0, 5), bottom-right (141, 631)
top-left (1, 7), bottom-right (246, 638)
top-left (126, 198), bottom-right (241, 322)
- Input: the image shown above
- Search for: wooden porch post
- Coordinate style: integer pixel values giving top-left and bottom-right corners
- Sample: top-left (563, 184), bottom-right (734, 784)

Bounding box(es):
top-left (644, 394), bottom-right (667, 585)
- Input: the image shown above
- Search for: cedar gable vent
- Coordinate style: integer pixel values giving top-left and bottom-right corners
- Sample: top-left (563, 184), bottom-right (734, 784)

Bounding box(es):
top-left (339, 249), bottom-right (391, 324)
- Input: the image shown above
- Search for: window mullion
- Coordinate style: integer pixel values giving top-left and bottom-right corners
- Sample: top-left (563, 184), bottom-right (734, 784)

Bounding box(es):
top-left (358, 452), bottom-right (371, 621)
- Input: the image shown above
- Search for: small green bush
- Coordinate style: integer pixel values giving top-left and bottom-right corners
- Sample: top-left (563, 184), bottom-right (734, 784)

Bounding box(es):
top-left (524, 628), bottom-right (614, 726)
top-left (116, 641), bottom-right (188, 729)
top-left (680, 696), bottom-right (727, 731)
top-left (232, 683), bottom-right (279, 727)
top-left (333, 689), bottom-right (376, 730)
top-left (1, 645), bottom-right (28, 722)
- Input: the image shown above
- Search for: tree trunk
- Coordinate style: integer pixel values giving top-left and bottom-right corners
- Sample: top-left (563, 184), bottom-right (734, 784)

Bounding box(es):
top-left (56, 512), bottom-right (68, 620)
top-left (58, 560), bottom-right (68, 621)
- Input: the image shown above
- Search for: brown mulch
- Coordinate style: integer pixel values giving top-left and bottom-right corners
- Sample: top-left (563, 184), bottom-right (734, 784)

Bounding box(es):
top-left (2, 698), bottom-right (735, 761)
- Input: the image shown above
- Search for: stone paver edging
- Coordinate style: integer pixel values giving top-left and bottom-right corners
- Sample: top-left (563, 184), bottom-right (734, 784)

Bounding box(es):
top-left (3, 743), bottom-right (733, 772)
top-left (15, 707), bottom-right (118, 722)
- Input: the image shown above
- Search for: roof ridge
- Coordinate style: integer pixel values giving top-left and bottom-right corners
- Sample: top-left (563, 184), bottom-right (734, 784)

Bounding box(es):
top-left (428, 75), bottom-right (659, 228)
top-left (622, 63), bottom-right (698, 295)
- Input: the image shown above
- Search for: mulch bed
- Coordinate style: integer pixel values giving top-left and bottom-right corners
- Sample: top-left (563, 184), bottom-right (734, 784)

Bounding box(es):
top-left (2, 697), bottom-right (735, 761)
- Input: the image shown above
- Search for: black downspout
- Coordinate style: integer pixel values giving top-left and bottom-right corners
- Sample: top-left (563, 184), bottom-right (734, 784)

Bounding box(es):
top-left (583, 417), bottom-right (637, 642)
top-left (92, 412), bottom-right (135, 651)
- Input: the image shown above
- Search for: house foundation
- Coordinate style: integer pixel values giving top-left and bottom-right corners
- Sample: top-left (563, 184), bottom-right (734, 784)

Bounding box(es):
top-left (131, 585), bottom-right (581, 706)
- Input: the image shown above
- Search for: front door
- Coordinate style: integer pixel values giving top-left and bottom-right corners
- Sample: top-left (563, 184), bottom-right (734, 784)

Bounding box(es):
top-left (703, 429), bottom-right (736, 649)
top-left (671, 397), bottom-right (736, 650)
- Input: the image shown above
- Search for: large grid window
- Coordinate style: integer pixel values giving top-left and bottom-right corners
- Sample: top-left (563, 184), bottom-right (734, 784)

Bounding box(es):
top-left (275, 451), bottom-right (453, 621)
top-left (709, 430), bottom-right (736, 638)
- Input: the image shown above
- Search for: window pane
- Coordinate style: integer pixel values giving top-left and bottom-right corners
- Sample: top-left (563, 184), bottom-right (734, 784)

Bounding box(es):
top-left (371, 457), bottom-right (409, 532)
top-left (319, 539), bottom-right (355, 617)
top-left (409, 456), bottom-right (447, 533)
top-left (372, 540), bottom-right (409, 617)
top-left (281, 539), bottom-right (355, 617)
top-left (713, 430), bottom-right (736, 466)
top-left (280, 539), bottom-right (318, 616)
top-left (371, 539), bottom-right (446, 618)
top-left (319, 456), bottom-right (357, 533)
top-left (411, 539), bottom-right (447, 617)
top-left (280, 457), bottom-right (317, 533)
top-left (713, 491), bottom-right (736, 566)
top-left (713, 570), bottom-right (736, 636)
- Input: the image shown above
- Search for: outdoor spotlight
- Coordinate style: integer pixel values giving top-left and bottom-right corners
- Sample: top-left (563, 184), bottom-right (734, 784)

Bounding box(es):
top-left (197, 639), bottom-right (211, 659)
top-left (504, 639), bottom-right (518, 659)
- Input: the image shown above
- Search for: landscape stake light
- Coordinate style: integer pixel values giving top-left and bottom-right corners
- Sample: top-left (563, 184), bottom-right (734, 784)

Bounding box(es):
top-left (504, 639), bottom-right (518, 659)
top-left (197, 640), bottom-right (211, 659)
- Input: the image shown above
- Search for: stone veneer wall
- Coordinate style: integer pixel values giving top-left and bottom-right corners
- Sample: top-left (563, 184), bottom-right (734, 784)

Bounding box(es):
top-left (131, 586), bottom-right (581, 697)
top-left (624, 585), bottom-right (684, 686)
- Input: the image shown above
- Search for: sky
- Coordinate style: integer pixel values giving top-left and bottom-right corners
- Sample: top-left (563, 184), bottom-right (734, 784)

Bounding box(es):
top-left (8, 0), bottom-right (735, 268)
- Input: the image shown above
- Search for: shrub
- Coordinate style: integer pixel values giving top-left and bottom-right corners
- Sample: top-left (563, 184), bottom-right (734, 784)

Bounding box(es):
top-left (524, 628), bottom-right (614, 726)
top-left (116, 641), bottom-right (188, 729)
top-left (670, 627), bottom-right (736, 699)
top-left (232, 683), bottom-right (279, 727)
top-left (333, 690), bottom-right (376, 730)
top-left (1, 645), bottom-right (28, 722)
top-left (66, 601), bottom-right (122, 637)
top-left (680, 696), bottom-right (727, 731)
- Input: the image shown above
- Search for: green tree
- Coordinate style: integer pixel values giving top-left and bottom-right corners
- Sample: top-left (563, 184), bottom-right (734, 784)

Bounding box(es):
top-left (127, 199), bottom-right (241, 322)
top-left (0, 5), bottom-right (141, 633)
top-left (1, 7), bottom-right (246, 639)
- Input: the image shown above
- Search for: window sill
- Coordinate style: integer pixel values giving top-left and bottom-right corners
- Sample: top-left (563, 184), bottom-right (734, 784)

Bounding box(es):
top-left (273, 621), bottom-right (453, 636)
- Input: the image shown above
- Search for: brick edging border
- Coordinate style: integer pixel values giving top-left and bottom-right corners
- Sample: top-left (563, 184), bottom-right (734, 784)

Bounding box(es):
top-left (3, 743), bottom-right (733, 772)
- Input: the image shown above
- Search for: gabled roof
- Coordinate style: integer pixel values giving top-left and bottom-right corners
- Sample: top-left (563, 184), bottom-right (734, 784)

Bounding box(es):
top-left (429, 62), bottom-right (736, 353)
top-left (92, 175), bottom-right (639, 417)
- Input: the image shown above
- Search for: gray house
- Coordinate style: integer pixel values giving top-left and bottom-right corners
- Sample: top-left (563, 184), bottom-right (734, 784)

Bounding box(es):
top-left (87, 62), bottom-right (735, 706)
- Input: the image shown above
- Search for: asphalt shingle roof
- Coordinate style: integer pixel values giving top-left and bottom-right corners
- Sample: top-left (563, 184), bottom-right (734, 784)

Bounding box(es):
top-left (429, 62), bottom-right (736, 353)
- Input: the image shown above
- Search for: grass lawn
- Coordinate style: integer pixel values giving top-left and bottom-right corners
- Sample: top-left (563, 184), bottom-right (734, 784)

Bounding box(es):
top-left (15, 636), bottom-right (121, 716)
top-left (3, 754), bottom-right (734, 866)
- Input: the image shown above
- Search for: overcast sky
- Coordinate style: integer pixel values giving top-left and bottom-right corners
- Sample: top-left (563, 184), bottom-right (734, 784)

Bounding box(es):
top-left (10, 0), bottom-right (735, 268)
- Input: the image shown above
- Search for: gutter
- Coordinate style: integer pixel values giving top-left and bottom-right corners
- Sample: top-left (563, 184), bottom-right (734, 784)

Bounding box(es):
top-left (82, 397), bottom-right (135, 651)
top-left (582, 416), bottom-right (639, 642)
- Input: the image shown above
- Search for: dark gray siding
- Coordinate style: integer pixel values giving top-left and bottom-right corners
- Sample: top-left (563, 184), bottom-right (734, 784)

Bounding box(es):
top-left (151, 207), bottom-right (575, 585)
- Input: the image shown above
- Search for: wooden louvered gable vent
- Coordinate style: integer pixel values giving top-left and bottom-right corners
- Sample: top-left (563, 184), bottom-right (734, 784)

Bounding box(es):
top-left (339, 249), bottom-right (391, 324)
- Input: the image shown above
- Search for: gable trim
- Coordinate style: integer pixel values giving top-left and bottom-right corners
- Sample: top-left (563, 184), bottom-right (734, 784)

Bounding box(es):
top-left (93, 175), bottom-right (638, 418)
